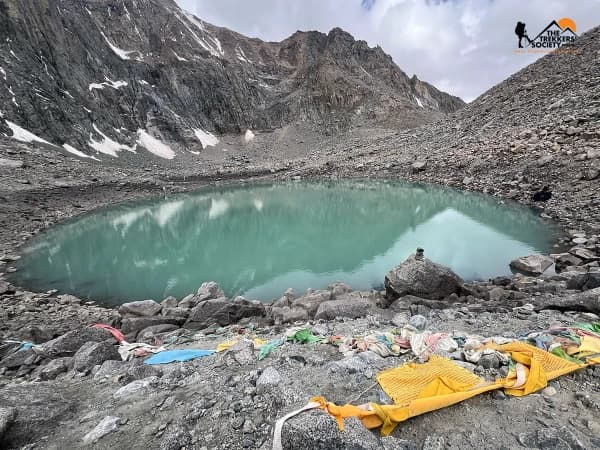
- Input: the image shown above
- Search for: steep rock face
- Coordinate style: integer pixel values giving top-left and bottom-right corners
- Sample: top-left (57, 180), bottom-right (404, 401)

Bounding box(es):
top-left (0, 0), bottom-right (463, 161)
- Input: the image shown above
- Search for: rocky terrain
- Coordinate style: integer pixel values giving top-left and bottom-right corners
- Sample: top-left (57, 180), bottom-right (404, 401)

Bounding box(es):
top-left (0, 0), bottom-right (462, 164)
top-left (0, 4), bottom-right (599, 450)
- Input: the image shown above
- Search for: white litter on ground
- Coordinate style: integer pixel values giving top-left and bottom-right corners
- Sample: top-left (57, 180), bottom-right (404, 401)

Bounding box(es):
top-left (6, 121), bottom-right (52, 145)
top-left (193, 128), bottom-right (218, 149)
top-left (100, 31), bottom-right (135, 60)
top-left (415, 96), bottom-right (424, 108)
top-left (89, 78), bottom-right (128, 91)
top-left (172, 51), bottom-right (188, 62)
top-left (88, 124), bottom-right (136, 157)
top-left (244, 129), bottom-right (255, 143)
top-left (136, 130), bottom-right (175, 159)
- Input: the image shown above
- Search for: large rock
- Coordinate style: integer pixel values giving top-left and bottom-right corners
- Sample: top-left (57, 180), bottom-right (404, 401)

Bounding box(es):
top-left (283, 412), bottom-right (386, 449)
top-left (314, 297), bottom-right (374, 320)
top-left (292, 290), bottom-right (332, 316)
top-left (385, 254), bottom-right (463, 300)
top-left (509, 255), bottom-right (553, 275)
top-left (533, 287), bottom-right (600, 314)
top-left (271, 306), bottom-right (309, 324)
top-left (36, 357), bottom-right (72, 380)
top-left (0, 348), bottom-right (39, 369)
top-left (179, 281), bottom-right (226, 309)
top-left (120, 317), bottom-right (184, 334)
top-left (566, 273), bottom-right (600, 291)
top-left (40, 327), bottom-right (112, 357)
top-left (184, 297), bottom-right (265, 330)
top-left (118, 300), bottom-right (162, 317)
top-left (82, 416), bottom-right (121, 445)
top-left (73, 341), bottom-right (120, 372)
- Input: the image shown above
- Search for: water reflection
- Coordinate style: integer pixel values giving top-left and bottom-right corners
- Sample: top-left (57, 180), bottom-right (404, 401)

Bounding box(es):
top-left (12, 181), bottom-right (558, 305)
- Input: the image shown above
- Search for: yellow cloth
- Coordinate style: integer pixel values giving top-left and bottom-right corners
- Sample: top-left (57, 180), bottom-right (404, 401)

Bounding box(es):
top-left (566, 335), bottom-right (600, 358)
top-left (314, 342), bottom-right (595, 436)
top-left (216, 337), bottom-right (267, 353)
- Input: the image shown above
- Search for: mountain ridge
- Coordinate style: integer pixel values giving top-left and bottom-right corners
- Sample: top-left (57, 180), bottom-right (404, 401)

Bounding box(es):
top-left (0, 0), bottom-right (464, 162)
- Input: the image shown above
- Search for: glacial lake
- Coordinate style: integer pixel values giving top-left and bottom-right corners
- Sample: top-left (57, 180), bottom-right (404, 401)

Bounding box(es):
top-left (11, 181), bottom-right (559, 306)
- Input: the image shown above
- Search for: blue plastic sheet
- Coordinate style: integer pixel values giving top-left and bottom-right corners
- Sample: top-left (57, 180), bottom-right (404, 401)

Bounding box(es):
top-left (144, 349), bottom-right (216, 365)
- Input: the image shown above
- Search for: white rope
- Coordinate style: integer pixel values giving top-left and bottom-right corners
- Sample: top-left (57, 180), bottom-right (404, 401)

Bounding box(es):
top-left (272, 401), bottom-right (321, 450)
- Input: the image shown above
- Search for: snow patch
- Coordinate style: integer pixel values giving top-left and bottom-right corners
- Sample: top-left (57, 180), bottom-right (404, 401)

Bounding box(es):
top-left (63, 144), bottom-right (93, 159)
top-left (6, 121), bottom-right (52, 145)
top-left (100, 31), bottom-right (135, 60)
top-left (88, 78), bottom-right (128, 91)
top-left (138, 80), bottom-right (150, 85)
top-left (123, 1), bottom-right (131, 21)
top-left (88, 124), bottom-right (136, 157)
top-left (415, 96), bottom-right (424, 108)
top-left (235, 46), bottom-right (251, 64)
top-left (175, 12), bottom-right (223, 58)
top-left (172, 50), bottom-right (188, 62)
top-left (244, 129), bottom-right (255, 143)
top-left (0, 66), bottom-right (6, 81)
top-left (136, 130), bottom-right (175, 160)
top-left (193, 128), bottom-right (218, 149)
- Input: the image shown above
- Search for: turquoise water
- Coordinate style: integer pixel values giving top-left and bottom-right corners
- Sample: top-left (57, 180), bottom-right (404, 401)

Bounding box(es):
top-left (11, 181), bottom-right (558, 306)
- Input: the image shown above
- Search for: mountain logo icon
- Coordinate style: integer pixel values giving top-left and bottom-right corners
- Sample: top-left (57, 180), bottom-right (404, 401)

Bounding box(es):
top-left (514, 17), bottom-right (577, 50)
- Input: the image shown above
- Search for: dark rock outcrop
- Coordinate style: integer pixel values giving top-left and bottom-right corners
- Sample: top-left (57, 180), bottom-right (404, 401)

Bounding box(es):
top-left (0, 0), bottom-right (463, 163)
top-left (385, 254), bottom-right (463, 300)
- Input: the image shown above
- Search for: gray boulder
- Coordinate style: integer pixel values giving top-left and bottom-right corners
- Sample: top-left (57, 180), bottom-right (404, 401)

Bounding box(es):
top-left (82, 416), bottom-right (121, 445)
top-left (184, 297), bottom-right (265, 330)
top-left (314, 297), bottom-right (374, 320)
top-left (292, 290), bottom-right (332, 316)
top-left (73, 341), bottom-right (120, 372)
top-left (37, 357), bottom-right (72, 380)
top-left (327, 281), bottom-right (353, 298)
top-left (40, 327), bottom-right (112, 357)
top-left (178, 282), bottom-right (226, 308)
top-left (256, 366), bottom-right (283, 394)
top-left (566, 273), bottom-right (600, 291)
top-left (136, 324), bottom-right (180, 341)
top-left (509, 254), bottom-right (554, 275)
top-left (0, 348), bottom-right (39, 369)
top-left (385, 254), bottom-right (463, 300)
top-left (534, 287), bottom-right (600, 314)
top-left (118, 299), bottom-right (162, 317)
top-left (120, 317), bottom-right (184, 334)
top-left (113, 376), bottom-right (159, 399)
top-left (271, 306), bottom-right (309, 324)
top-left (283, 412), bottom-right (386, 449)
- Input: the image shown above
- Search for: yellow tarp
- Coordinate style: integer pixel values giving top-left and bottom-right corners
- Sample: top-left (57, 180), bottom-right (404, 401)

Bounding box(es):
top-left (312, 341), bottom-right (595, 436)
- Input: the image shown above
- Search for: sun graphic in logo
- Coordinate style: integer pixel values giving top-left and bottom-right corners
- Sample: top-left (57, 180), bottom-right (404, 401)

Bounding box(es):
top-left (557, 17), bottom-right (576, 33)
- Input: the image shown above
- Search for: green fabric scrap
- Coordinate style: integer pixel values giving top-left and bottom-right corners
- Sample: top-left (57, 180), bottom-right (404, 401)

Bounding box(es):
top-left (287, 329), bottom-right (320, 344)
top-left (258, 338), bottom-right (284, 360)
top-left (551, 346), bottom-right (585, 364)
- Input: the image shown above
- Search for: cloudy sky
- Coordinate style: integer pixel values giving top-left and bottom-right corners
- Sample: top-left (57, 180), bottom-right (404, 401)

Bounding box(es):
top-left (176, 0), bottom-right (599, 102)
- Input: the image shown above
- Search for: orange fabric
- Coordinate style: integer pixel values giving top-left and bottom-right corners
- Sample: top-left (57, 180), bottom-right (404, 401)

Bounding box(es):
top-left (313, 341), bottom-right (598, 436)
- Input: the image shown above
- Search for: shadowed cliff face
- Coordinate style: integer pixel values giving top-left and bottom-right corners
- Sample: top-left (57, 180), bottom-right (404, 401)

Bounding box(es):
top-left (0, 0), bottom-right (464, 161)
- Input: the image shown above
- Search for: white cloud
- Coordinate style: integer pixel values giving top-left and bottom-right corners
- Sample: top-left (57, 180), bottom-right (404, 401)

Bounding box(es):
top-left (176, 0), bottom-right (599, 102)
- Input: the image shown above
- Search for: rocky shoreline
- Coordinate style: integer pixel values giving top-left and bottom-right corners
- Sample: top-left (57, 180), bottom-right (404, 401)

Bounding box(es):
top-left (1, 166), bottom-right (600, 449)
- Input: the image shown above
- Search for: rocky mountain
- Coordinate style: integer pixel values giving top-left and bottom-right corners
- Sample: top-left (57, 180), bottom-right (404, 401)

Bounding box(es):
top-left (0, 0), bottom-right (463, 162)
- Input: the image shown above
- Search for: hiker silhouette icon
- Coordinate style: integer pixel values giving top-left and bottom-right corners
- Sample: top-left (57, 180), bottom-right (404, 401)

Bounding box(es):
top-left (515, 21), bottom-right (532, 48)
